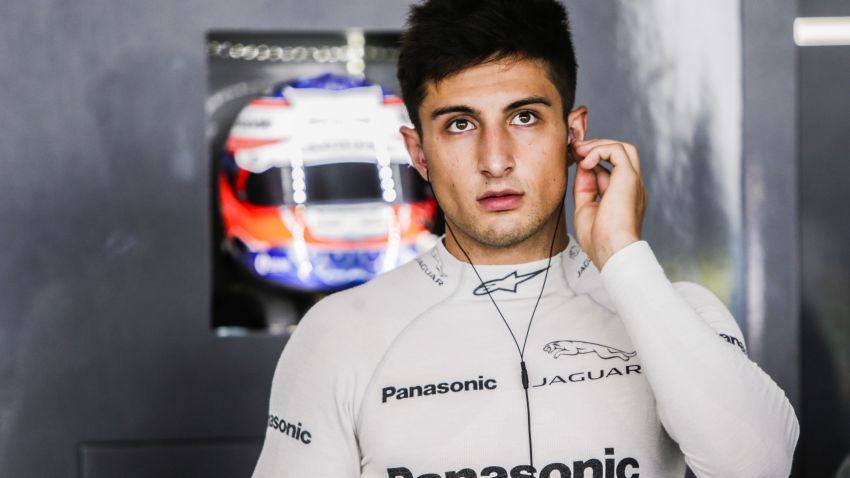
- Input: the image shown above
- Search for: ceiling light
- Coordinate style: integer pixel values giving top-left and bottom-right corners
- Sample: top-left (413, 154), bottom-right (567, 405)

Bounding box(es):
top-left (794, 17), bottom-right (850, 46)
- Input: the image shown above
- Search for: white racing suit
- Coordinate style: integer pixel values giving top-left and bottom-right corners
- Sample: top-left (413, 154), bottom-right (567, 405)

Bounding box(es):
top-left (253, 236), bottom-right (799, 477)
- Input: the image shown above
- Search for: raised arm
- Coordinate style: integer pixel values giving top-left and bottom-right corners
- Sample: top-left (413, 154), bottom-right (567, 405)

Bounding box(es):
top-left (601, 241), bottom-right (799, 477)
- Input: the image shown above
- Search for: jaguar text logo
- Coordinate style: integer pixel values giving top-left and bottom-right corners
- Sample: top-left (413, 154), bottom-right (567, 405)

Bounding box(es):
top-left (416, 248), bottom-right (447, 287)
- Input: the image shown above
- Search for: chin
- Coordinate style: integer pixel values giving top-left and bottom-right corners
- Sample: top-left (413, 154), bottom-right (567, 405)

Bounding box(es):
top-left (468, 219), bottom-right (541, 249)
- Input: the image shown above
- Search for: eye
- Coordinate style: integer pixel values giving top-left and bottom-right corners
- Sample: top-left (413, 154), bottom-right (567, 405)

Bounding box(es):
top-left (447, 118), bottom-right (475, 133)
top-left (511, 110), bottom-right (539, 126)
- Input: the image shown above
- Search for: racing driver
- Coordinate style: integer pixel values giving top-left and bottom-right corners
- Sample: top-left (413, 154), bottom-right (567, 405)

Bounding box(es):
top-left (252, 0), bottom-right (799, 477)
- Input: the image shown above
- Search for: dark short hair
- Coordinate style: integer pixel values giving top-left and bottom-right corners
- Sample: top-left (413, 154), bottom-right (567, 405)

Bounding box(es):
top-left (397, 0), bottom-right (578, 132)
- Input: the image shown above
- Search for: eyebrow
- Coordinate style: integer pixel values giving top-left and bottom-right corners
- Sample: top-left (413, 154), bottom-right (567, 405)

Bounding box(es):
top-left (428, 96), bottom-right (552, 121)
top-left (504, 96), bottom-right (551, 111)
top-left (429, 105), bottom-right (477, 120)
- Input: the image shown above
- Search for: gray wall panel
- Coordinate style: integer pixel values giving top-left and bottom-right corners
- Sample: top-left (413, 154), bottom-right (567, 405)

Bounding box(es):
top-left (0, 1), bottom-right (407, 477)
top-left (741, 0), bottom-right (800, 408)
top-left (571, 1), bottom-right (744, 311)
top-left (1, 0), bottom-right (810, 476)
top-left (80, 440), bottom-right (263, 478)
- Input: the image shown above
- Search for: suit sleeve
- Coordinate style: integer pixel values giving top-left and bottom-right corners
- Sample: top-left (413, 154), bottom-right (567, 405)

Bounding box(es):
top-left (600, 241), bottom-right (799, 478)
top-left (252, 303), bottom-right (361, 478)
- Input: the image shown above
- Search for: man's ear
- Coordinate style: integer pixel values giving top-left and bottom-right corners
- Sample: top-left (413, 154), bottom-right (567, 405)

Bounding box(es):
top-left (400, 126), bottom-right (429, 182)
top-left (566, 105), bottom-right (589, 166)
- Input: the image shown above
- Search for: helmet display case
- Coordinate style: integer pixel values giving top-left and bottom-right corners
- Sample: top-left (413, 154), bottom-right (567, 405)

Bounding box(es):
top-left (207, 32), bottom-right (439, 334)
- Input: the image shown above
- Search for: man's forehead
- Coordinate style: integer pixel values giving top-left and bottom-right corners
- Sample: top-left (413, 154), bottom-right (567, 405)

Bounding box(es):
top-left (422, 58), bottom-right (560, 113)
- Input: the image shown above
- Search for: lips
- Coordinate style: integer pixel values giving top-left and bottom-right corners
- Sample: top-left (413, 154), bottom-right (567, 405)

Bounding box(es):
top-left (477, 189), bottom-right (524, 212)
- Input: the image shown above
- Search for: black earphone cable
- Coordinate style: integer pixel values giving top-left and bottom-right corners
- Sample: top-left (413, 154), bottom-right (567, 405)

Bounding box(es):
top-left (443, 202), bottom-right (562, 474)
top-left (429, 175), bottom-right (565, 474)
top-left (443, 202), bottom-right (563, 360)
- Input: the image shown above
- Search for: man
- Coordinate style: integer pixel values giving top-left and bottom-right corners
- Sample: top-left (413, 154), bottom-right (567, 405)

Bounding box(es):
top-left (252, 1), bottom-right (799, 477)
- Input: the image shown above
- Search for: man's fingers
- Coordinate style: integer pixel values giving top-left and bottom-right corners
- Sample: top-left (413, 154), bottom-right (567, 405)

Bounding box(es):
top-left (573, 139), bottom-right (641, 174)
top-left (573, 161), bottom-right (612, 205)
top-left (572, 162), bottom-right (599, 208)
top-left (572, 165), bottom-right (600, 251)
top-left (575, 144), bottom-right (638, 181)
top-left (594, 164), bottom-right (611, 195)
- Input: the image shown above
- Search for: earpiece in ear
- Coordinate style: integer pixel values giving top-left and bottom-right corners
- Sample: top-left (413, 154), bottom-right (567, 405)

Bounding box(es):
top-left (567, 130), bottom-right (577, 167)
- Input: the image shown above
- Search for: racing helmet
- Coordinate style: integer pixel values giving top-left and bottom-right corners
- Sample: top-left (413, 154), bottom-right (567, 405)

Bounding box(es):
top-left (218, 73), bottom-right (437, 292)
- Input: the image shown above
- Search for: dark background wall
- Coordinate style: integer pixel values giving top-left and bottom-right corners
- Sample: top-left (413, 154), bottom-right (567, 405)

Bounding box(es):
top-left (0, 1), bottom-right (411, 477)
top-left (0, 0), bottom-right (845, 476)
top-left (797, 0), bottom-right (850, 476)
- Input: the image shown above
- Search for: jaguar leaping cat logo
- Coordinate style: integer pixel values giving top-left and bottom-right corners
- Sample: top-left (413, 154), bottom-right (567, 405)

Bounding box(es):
top-left (473, 268), bottom-right (547, 295)
top-left (543, 340), bottom-right (637, 361)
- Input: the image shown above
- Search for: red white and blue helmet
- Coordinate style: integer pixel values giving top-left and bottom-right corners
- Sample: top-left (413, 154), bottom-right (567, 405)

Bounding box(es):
top-left (219, 73), bottom-right (437, 291)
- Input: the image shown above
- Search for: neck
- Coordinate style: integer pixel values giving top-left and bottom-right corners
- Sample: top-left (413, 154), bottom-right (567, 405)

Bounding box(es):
top-left (443, 215), bottom-right (569, 266)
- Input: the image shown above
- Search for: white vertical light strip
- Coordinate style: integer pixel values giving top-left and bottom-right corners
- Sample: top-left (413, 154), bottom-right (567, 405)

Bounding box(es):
top-left (745, 161), bottom-right (767, 358)
top-left (618, 0), bottom-right (742, 303)
top-left (794, 17), bottom-right (850, 46)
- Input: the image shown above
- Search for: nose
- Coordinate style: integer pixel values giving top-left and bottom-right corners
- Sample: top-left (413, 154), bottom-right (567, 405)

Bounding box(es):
top-left (477, 125), bottom-right (515, 178)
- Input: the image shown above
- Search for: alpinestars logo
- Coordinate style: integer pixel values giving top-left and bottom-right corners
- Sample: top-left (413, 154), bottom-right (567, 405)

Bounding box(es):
top-left (473, 268), bottom-right (547, 295)
top-left (543, 340), bottom-right (637, 361)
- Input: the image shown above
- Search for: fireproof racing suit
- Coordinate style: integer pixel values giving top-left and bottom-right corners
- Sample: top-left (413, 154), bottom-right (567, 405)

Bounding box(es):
top-left (253, 236), bottom-right (799, 478)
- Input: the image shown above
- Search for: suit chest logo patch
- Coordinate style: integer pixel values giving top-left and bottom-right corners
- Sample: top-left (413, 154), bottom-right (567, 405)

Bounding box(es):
top-left (534, 340), bottom-right (641, 388)
top-left (543, 340), bottom-right (637, 361)
top-left (473, 268), bottom-right (547, 295)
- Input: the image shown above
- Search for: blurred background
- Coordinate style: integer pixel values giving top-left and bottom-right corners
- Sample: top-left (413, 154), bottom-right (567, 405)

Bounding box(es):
top-left (0, 0), bottom-right (847, 476)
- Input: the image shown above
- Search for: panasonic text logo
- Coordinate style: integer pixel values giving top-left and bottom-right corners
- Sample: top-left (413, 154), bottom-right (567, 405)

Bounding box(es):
top-left (382, 376), bottom-right (497, 403)
top-left (387, 447), bottom-right (639, 477)
top-left (267, 414), bottom-right (312, 445)
top-left (719, 333), bottom-right (747, 354)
